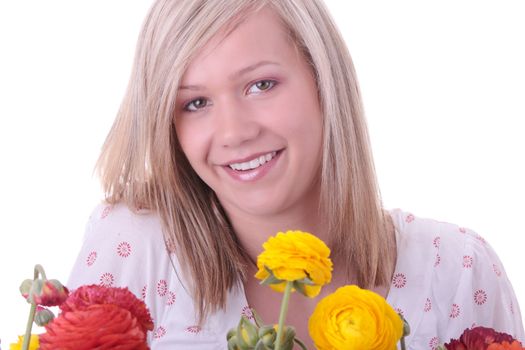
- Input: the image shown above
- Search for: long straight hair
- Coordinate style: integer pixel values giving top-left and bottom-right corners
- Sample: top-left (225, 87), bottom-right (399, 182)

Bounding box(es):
top-left (96, 0), bottom-right (395, 322)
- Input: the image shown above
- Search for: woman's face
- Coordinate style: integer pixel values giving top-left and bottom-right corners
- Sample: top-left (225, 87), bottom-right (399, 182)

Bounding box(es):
top-left (175, 7), bottom-right (323, 219)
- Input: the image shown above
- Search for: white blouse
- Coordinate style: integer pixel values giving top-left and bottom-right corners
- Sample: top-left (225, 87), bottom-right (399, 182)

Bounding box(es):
top-left (67, 203), bottom-right (524, 349)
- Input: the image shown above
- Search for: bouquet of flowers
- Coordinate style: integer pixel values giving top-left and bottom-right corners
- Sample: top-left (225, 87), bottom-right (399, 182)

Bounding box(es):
top-left (10, 264), bottom-right (153, 350)
top-left (13, 232), bottom-right (522, 349)
top-left (226, 230), bottom-right (410, 350)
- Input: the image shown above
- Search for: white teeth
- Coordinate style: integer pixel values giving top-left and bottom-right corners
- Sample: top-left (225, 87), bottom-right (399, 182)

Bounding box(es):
top-left (229, 151), bottom-right (277, 171)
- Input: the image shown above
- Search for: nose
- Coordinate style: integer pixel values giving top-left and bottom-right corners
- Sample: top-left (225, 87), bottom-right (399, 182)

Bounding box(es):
top-left (213, 99), bottom-right (261, 148)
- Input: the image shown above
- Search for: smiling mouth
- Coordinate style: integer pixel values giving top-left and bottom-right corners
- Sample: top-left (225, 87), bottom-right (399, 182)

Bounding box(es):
top-left (228, 151), bottom-right (278, 171)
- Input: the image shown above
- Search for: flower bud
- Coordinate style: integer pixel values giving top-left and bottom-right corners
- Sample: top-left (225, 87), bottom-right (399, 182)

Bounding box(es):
top-left (278, 325), bottom-right (296, 350)
top-left (253, 340), bottom-right (273, 350)
top-left (254, 341), bottom-right (272, 350)
top-left (267, 325), bottom-right (296, 350)
top-left (257, 325), bottom-right (276, 347)
top-left (227, 334), bottom-right (241, 350)
top-left (237, 316), bottom-right (259, 349)
top-left (19, 279), bottom-right (33, 301)
top-left (226, 328), bottom-right (237, 342)
top-left (34, 306), bottom-right (55, 326)
top-left (29, 279), bottom-right (69, 306)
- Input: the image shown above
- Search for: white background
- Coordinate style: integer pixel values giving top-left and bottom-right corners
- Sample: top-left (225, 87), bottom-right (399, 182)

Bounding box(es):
top-left (0, 0), bottom-right (523, 345)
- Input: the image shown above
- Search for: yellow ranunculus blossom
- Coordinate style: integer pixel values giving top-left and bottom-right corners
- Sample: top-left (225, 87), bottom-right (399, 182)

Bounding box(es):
top-left (308, 285), bottom-right (403, 350)
top-left (10, 334), bottom-right (39, 350)
top-left (255, 230), bottom-right (333, 297)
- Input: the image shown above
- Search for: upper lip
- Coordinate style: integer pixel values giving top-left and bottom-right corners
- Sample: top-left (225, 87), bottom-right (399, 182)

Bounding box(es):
top-left (220, 149), bottom-right (281, 166)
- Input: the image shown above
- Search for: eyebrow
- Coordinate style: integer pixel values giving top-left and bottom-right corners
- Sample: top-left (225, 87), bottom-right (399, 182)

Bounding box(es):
top-left (178, 60), bottom-right (280, 91)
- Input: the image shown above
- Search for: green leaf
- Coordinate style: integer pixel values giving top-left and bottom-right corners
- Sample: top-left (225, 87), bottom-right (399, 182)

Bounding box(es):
top-left (294, 277), bottom-right (315, 286)
top-left (259, 266), bottom-right (284, 286)
top-left (292, 280), bottom-right (307, 297)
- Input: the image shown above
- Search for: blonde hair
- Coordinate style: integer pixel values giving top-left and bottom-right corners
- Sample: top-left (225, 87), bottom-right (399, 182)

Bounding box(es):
top-left (97, 0), bottom-right (395, 322)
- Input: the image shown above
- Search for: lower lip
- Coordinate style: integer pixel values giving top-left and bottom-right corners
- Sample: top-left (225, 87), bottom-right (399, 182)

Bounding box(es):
top-left (222, 151), bottom-right (282, 182)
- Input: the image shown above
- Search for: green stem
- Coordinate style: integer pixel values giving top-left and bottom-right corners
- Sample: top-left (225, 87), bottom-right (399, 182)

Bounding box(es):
top-left (275, 281), bottom-right (293, 350)
top-left (34, 264), bottom-right (47, 280)
top-left (22, 302), bottom-right (36, 350)
top-left (22, 265), bottom-right (46, 350)
top-left (400, 335), bottom-right (406, 350)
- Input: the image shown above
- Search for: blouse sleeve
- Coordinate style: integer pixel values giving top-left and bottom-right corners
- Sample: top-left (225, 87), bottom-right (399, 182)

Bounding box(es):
top-left (67, 203), bottom-right (154, 296)
top-left (443, 229), bottom-right (525, 343)
top-left (66, 203), bottom-right (224, 349)
top-left (387, 210), bottom-right (524, 349)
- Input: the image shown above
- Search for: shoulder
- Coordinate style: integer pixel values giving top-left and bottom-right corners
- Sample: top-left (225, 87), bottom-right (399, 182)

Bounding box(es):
top-left (388, 208), bottom-right (508, 285)
top-left (68, 202), bottom-right (231, 347)
top-left (387, 209), bottom-right (466, 318)
top-left (83, 202), bottom-right (164, 241)
top-left (387, 209), bottom-right (524, 346)
top-left (388, 209), bottom-right (509, 272)
top-left (68, 202), bottom-right (168, 292)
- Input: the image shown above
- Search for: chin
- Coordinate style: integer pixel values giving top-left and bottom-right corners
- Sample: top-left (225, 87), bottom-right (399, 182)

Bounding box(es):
top-left (222, 192), bottom-right (290, 218)
top-left (238, 200), bottom-right (285, 217)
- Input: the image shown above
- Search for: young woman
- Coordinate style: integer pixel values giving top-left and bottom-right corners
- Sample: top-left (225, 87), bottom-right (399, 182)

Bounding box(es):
top-left (68, 0), bottom-right (524, 348)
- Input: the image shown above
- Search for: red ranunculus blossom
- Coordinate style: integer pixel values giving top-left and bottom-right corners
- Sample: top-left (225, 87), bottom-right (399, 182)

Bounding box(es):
top-left (39, 304), bottom-right (149, 350)
top-left (445, 327), bottom-right (523, 350)
top-left (39, 285), bottom-right (154, 349)
top-left (446, 339), bottom-right (468, 350)
top-left (59, 284), bottom-right (154, 333)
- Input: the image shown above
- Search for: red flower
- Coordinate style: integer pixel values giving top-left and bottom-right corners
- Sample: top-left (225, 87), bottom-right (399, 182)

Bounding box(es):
top-left (39, 304), bottom-right (148, 350)
top-left (447, 339), bottom-right (469, 350)
top-left (445, 327), bottom-right (523, 350)
top-left (60, 284), bottom-right (154, 334)
top-left (39, 285), bottom-right (154, 349)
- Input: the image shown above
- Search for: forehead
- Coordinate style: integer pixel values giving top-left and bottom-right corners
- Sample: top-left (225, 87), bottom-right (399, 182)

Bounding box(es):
top-left (180, 7), bottom-right (297, 84)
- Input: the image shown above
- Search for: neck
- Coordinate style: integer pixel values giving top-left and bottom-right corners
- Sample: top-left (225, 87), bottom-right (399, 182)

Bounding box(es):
top-left (223, 194), bottom-right (326, 265)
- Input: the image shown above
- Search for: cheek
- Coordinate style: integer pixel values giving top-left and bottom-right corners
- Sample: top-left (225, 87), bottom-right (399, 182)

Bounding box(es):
top-left (275, 92), bottom-right (323, 138)
top-left (175, 120), bottom-right (210, 168)
top-left (272, 74), bottom-right (323, 136)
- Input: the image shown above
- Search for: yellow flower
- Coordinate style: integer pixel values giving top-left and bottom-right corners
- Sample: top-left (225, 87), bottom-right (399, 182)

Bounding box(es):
top-left (255, 230), bottom-right (333, 297)
top-left (308, 285), bottom-right (403, 350)
top-left (10, 334), bottom-right (39, 350)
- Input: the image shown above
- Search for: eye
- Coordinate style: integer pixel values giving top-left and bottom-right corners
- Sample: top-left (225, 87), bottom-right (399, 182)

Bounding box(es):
top-left (247, 80), bottom-right (277, 94)
top-left (183, 97), bottom-right (209, 112)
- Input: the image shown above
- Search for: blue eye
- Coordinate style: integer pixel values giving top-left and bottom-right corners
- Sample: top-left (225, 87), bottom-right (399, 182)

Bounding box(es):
top-left (184, 98), bottom-right (208, 112)
top-left (247, 80), bottom-right (277, 94)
